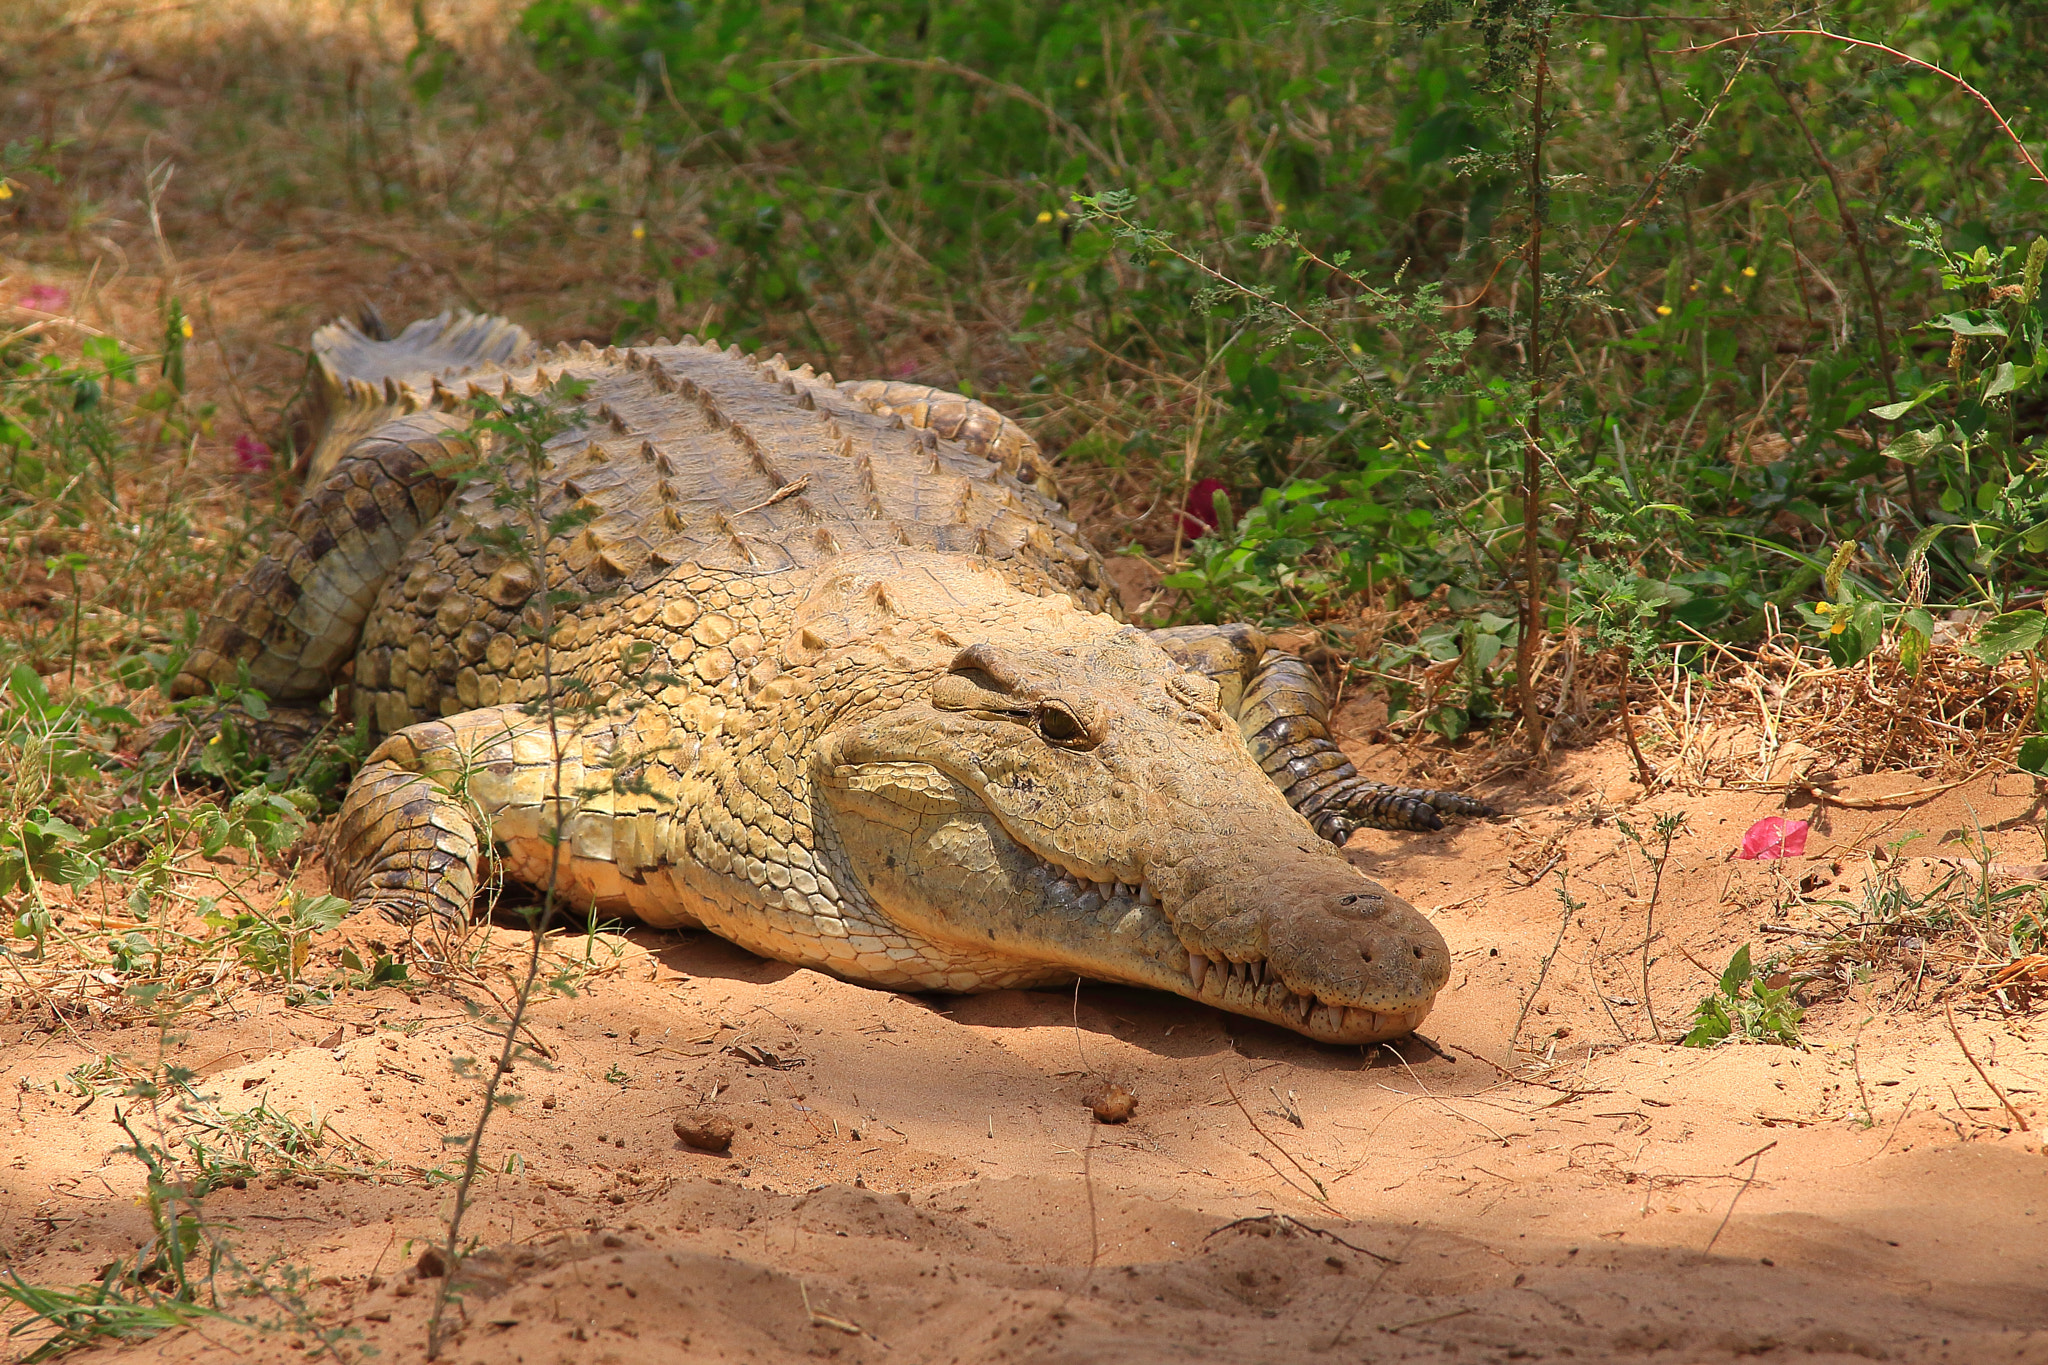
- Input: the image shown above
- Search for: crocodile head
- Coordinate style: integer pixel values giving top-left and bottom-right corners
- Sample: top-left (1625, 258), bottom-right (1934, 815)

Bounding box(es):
top-left (812, 623), bottom-right (1450, 1044)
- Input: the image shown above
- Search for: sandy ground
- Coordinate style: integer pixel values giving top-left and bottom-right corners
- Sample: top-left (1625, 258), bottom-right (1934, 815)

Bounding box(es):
top-left (2, 728), bottom-right (2045, 1365)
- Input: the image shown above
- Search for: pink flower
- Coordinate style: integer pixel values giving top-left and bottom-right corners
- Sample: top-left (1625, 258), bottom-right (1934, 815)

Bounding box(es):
top-left (1182, 477), bottom-right (1229, 540)
top-left (234, 433), bottom-right (275, 472)
top-left (17, 284), bottom-right (69, 313)
top-left (1737, 816), bottom-right (1809, 860)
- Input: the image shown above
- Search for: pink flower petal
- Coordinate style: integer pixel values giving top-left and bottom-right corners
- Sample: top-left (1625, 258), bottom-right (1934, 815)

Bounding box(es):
top-left (234, 433), bottom-right (274, 472)
top-left (17, 284), bottom-right (69, 313)
top-left (1738, 816), bottom-right (1809, 860)
top-left (1182, 477), bottom-right (1228, 540)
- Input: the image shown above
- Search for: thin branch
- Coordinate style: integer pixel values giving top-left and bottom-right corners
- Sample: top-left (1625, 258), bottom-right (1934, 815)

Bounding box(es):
top-left (1673, 28), bottom-right (2047, 187)
top-left (1218, 1071), bottom-right (1336, 1210)
top-left (1772, 75), bottom-right (1899, 406)
top-left (1703, 1140), bottom-right (1775, 1255)
top-left (1945, 1001), bottom-right (2030, 1132)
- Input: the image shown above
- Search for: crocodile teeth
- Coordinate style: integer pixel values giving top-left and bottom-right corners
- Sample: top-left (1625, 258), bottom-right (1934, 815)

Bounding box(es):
top-left (1188, 954), bottom-right (1210, 993)
top-left (1095, 881), bottom-right (1114, 900)
top-left (1138, 885), bottom-right (1156, 906)
top-left (1249, 959), bottom-right (1265, 991)
top-left (1113, 882), bottom-right (1131, 901)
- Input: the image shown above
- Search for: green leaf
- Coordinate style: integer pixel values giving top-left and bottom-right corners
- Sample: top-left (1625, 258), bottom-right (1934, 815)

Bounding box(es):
top-left (1983, 361), bottom-right (2022, 399)
top-left (2019, 736), bottom-right (2048, 777)
top-left (1899, 607), bottom-right (1934, 677)
top-left (1930, 311), bottom-right (2008, 337)
top-left (1681, 998), bottom-right (1732, 1048)
top-left (1967, 609), bottom-right (2048, 666)
top-left (1869, 383), bottom-right (1948, 421)
top-left (1718, 944), bottom-right (1752, 999)
top-left (1883, 428), bottom-right (1951, 463)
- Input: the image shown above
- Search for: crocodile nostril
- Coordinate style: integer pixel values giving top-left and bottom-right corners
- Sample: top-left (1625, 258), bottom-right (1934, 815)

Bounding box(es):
top-left (1360, 949), bottom-right (1373, 963)
top-left (1413, 945), bottom-right (1426, 959)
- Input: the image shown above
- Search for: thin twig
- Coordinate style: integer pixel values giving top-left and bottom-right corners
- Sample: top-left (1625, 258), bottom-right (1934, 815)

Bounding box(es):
top-left (1219, 1071), bottom-right (1335, 1209)
top-left (1772, 76), bottom-right (1899, 408)
top-left (1945, 1001), bottom-right (2030, 1131)
top-left (1674, 28), bottom-right (2047, 187)
top-left (1516, 24), bottom-right (1553, 754)
top-left (1512, 870), bottom-right (1576, 1052)
top-left (1703, 1139), bottom-right (1775, 1255)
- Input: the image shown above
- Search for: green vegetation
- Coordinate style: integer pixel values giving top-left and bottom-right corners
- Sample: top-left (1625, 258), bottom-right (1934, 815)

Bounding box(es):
top-left (6, 0), bottom-right (2048, 742)
top-left (500, 0), bottom-right (2048, 731)
top-left (1682, 943), bottom-right (1807, 1048)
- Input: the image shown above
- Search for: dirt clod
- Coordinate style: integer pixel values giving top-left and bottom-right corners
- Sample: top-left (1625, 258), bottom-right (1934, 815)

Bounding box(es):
top-left (673, 1111), bottom-right (736, 1152)
top-left (1088, 1083), bottom-right (1138, 1124)
top-left (416, 1247), bottom-right (447, 1278)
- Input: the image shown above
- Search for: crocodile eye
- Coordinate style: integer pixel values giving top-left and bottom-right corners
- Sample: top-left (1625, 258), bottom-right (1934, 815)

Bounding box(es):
top-left (1035, 701), bottom-right (1087, 746)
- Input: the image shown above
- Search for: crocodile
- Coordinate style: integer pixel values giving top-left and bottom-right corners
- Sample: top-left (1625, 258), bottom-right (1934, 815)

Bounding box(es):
top-left (174, 312), bottom-right (1494, 1044)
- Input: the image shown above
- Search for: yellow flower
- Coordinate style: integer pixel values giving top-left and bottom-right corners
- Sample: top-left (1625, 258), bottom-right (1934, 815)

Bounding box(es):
top-left (0, 180), bottom-right (12, 200)
top-left (631, 222), bottom-right (646, 241)
top-left (180, 318), bottom-right (193, 338)
top-left (1721, 283), bottom-right (1734, 295)
top-left (1413, 439), bottom-right (1431, 451)
top-left (1036, 210), bottom-right (1053, 224)
top-left (1742, 265), bottom-right (1758, 277)
top-left (1056, 210), bottom-right (1070, 221)
top-left (1273, 203), bottom-right (1286, 216)
top-left (1076, 74), bottom-right (1090, 89)
top-left (1349, 341), bottom-right (1363, 353)
top-left (1829, 618), bottom-right (1847, 635)
top-left (1655, 304), bottom-right (1673, 316)
top-left (1688, 281), bottom-right (1700, 291)
top-left (1380, 439), bottom-right (1398, 450)
top-left (1813, 602), bottom-right (1832, 614)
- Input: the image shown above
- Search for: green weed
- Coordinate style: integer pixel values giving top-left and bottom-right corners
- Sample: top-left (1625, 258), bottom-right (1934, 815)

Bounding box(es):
top-left (1, 1016), bottom-right (367, 1361)
top-left (1682, 944), bottom-right (1806, 1049)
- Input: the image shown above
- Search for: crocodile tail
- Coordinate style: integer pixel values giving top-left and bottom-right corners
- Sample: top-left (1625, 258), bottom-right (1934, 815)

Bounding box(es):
top-left (295, 309), bottom-right (535, 482)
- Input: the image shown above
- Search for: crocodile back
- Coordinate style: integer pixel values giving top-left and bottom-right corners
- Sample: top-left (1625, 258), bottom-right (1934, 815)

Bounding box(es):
top-left (348, 337), bottom-right (1120, 736)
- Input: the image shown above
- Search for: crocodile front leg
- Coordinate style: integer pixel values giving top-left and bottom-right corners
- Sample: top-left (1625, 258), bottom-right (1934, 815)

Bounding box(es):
top-left (329, 703), bottom-right (701, 927)
top-left (1148, 624), bottom-right (1497, 843)
top-left (327, 708), bottom-right (507, 924)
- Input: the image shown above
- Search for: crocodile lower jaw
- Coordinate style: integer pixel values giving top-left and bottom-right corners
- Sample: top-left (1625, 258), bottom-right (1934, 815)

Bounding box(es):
top-left (1182, 951), bottom-right (1431, 1044)
top-left (1039, 864), bottom-right (1431, 1045)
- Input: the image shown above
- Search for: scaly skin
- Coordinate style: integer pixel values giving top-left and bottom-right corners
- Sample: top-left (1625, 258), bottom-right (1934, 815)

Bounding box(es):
top-left (177, 314), bottom-right (1496, 1044)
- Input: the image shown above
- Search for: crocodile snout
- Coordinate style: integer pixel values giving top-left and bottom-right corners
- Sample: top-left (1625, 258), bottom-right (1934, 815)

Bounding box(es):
top-left (1169, 859), bottom-right (1450, 1044)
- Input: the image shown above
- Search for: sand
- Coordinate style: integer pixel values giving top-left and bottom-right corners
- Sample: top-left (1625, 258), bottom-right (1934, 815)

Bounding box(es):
top-left (3, 728), bottom-right (2045, 1364)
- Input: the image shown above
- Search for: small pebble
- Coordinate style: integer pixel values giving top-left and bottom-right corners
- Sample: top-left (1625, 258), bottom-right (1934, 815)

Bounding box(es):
top-left (673, 1111), bottom-right (735, 1153)
top-left (1088, 1083), bottom-right (1137, 1124)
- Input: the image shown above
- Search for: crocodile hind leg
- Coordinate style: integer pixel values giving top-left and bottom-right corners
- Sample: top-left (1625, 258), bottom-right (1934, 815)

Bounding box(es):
top-left (171, 411), bottom-right (469, 711)
top-left (1148, 624), bottom-right (1498, 843)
